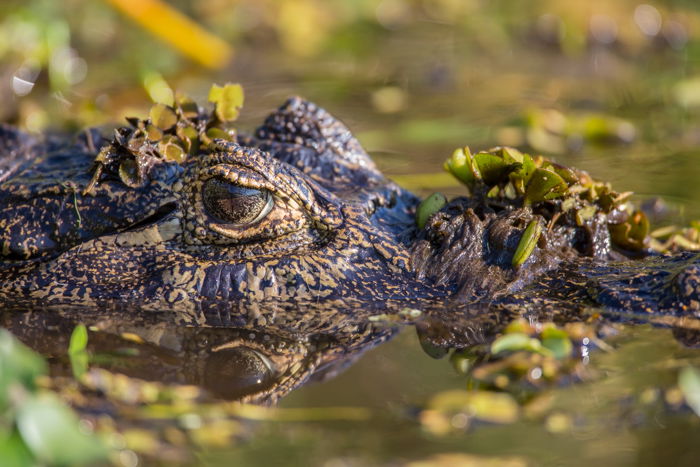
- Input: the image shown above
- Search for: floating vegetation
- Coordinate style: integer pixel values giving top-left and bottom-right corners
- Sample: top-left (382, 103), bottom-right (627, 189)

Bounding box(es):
top-left (441, 319), bottom-right (591, 393)
top-left (85, 83), bottom-right (242, 194)
top-left (440, 144), bottom-right (700, 255)
top-left (419, 322), bottom-right (585, 435)
top-left (419, 320), bottom-right (700, 441)
top-left (208, 83), bottom-right (245, 123)
top-left (442, 145), bottom-right (652, 253)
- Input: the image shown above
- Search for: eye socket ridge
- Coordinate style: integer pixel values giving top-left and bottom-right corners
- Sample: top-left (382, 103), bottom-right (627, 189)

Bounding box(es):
top-left (202, 177), bottom-right (274, 226)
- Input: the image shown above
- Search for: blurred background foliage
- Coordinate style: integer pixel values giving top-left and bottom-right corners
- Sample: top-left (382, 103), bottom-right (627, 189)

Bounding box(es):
top-left (1, 0), bottom-right (699, 124)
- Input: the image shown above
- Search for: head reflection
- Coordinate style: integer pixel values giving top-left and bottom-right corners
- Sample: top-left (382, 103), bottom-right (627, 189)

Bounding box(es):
top-left (203, 346), bottom-right (277, 400)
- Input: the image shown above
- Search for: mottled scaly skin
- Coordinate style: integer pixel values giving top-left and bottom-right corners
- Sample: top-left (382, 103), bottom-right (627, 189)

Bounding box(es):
top-left (1, 96), bottom-right (700, 343)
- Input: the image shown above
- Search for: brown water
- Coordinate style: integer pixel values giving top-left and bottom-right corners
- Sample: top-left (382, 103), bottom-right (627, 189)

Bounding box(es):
top-left (4, 1), bottom-right (700, 465)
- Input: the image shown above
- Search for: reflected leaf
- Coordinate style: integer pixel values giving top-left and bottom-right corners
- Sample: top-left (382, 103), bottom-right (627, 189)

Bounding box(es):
top-left (68, 324), bottom-right (89, 380)
top-left (428, 389), bottom-right (519, 424)
top-left (540, 327), bottom-right (573, 360)
top-left (68, 324), bottom-right (88, 354)
top-left (679, 366), bottom-right (700, 416)
top-left (491, 333), bottom-right (544, 355)
top-left (419, 340), bottom-right (449, 360)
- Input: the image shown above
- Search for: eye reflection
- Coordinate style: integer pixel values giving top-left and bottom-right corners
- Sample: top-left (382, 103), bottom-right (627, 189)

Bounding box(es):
top-left (202, 178), bottom-right (273, 225)
top-left (203, 346), bottom-right (277, 399)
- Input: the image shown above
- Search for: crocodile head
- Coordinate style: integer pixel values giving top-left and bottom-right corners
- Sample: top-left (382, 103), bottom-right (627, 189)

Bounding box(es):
top-left (0, 98), bottom-right (451, 335)
top-left (2, 96), bottom-right (699, 342)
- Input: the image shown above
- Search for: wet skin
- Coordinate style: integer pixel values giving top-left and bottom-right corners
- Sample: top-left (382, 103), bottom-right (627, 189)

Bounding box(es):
top-left (2, 97), bottom-right (700, 401)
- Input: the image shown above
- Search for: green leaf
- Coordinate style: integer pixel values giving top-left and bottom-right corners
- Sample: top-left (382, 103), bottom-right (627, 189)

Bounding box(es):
top-left (546, 162), bottom-right (579, 185)
top-left (679, 366), bottom-right (700, 416)
top-left (159, 136), bottom-right (187, 163)
top-left (69, 352), bottom-right (89, 381)
top-left (504, 320), bottom-right (529, 335)
top-left (444, 147), bottom-right (480, 190)
top-left (524, 168), bottom-right (568, 205)
top-left (512, 219), bottom-right (542, 267)
top-left (68, 324), bottom-right (88, 355)
top-left (16, 394), bottom-right (107, 465)
top-left (416, 192), bottom-right (447, 229)
top-left (149, 103), bottom-right (178, 131)
top-left (575, 205), bottom-right (598, 226)
top-left (497, 146), bottom-right (525, 164)
top-left (609, 210), bottom-right (649, 251)
top-left (176, 95), bottom-right (200, 119)
top-left (472, 151), bottom-right (515, 185)
top-left (118, 158), bottom-right (140, 188)
top-left (509, 153), bottom-right (536, 194)
top-left (541, 337), bottom-right (573, 360)
top-left (208, 83), bottom-right (245, 122)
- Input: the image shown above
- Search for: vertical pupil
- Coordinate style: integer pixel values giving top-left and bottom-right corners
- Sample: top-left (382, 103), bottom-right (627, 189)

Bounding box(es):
top-left (203, 178), bottom-right (269, 224)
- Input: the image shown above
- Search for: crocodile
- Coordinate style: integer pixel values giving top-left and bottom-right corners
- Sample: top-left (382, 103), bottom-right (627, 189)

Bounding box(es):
top-left (2, 95), bottom-right (700, 384)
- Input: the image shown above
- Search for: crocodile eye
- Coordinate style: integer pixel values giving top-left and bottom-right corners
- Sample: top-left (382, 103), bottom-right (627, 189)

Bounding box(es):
top-left (204, 346), bottom-right (277, 399)
top-left (202, 178), bottom-right (273, 225)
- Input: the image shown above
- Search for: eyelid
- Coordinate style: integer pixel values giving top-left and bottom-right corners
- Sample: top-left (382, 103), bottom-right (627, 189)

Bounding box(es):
top-left (201, 165), bottom-right (283, 198)
top-left (206, 164), bottom-right (343, 229)
top-left (201, 164), bottom-right (342, 230)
